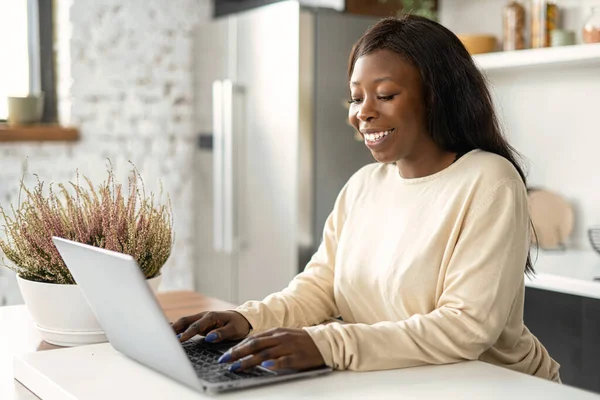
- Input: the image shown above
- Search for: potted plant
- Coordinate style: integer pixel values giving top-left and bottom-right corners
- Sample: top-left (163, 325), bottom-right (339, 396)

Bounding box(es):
top-left (0, 162), bottom-right (173, 347)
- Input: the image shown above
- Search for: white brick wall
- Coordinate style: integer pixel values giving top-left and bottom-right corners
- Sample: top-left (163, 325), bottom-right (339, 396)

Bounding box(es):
top-left (0, 0), bottom-right (212, 305)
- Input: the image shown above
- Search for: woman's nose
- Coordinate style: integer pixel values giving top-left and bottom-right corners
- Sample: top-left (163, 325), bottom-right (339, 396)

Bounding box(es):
top-left (357, 99), bottom-right (378, 122)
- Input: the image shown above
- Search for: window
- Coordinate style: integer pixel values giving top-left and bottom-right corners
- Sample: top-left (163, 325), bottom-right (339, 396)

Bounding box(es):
top-left (0, 0), bottom-right (56, 123)
top-left (0, 1), bottom-right (30, 120)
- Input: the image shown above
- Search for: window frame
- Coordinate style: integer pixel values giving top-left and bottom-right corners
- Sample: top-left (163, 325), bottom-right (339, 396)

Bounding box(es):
top-left (38, 0), bottom-right (57, 123)
top-left (0, 0), bottom-right (57, 123)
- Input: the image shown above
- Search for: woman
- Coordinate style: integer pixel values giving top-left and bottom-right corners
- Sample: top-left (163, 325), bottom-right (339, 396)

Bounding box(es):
top-left (173, 15), bottom-right (560, 382)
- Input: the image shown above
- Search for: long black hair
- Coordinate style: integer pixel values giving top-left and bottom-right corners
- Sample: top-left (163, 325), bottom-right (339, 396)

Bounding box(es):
top-left (349, 15), bottom-right (535, 275)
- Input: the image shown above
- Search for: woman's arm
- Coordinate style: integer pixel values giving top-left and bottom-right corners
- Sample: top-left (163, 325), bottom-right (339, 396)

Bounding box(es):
top-left (303, 178), bottom-right (529, 371)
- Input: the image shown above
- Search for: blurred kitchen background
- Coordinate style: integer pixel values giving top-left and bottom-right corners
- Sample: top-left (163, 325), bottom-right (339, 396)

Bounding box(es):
top-left (1, 0), bottom-right (600, 392)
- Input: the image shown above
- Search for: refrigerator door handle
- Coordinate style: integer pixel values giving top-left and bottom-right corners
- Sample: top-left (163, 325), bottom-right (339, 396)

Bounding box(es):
top-left (222, 79), bottom-right (234, 253)
top-left (212, 79), bottom-right (235, 253)
top-left (213, 80), bottom-right (224, 252)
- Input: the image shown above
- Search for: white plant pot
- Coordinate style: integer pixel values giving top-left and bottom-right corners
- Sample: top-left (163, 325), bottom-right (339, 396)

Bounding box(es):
top-left (17, 274), bottom-right (162, 347)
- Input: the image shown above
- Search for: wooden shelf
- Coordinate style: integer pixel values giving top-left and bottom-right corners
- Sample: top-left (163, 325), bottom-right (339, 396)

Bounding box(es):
top-left (0, 124), bottom-right (80, 142)
top-left (473, 43), bottom-right (600, 72)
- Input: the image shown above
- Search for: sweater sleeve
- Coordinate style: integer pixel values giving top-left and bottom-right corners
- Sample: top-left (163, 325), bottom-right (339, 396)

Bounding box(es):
top-left (233, 180), bottom-right (352, 333)
top-left (303, 178), bottom-right (530, 371)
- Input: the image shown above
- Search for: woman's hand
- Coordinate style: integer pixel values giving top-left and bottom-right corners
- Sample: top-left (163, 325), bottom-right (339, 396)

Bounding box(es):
top-left (172, 311), bottom-right (251, 343)
top-left (217, 328), bottom-right (325, 373)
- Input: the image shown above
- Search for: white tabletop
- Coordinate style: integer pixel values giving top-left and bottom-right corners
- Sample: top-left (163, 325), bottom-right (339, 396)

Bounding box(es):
top-left (3, 304), bottom-right (600, 399)
top-left (0, 306), bottom-right (43, 400)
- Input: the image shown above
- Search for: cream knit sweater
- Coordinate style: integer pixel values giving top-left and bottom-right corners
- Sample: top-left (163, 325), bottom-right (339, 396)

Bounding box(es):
top-left (235, 150), bottom-right (560, 382)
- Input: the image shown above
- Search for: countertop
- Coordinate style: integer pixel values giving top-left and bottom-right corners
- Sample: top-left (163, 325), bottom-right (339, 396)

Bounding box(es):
top-left (525, 250), bottom-right (600, 299)
top-left (12, 322), bottom-right (600, 400)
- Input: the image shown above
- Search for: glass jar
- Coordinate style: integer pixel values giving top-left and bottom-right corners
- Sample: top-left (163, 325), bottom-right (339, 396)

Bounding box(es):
top-left (550, 29), bottom-right (575, 46)
top-left (531, 0), bottom-right (560, 48)
top-left (503, 1), bottom-right (526, 51)
top-left (583, 7), bottom-right (600, 44)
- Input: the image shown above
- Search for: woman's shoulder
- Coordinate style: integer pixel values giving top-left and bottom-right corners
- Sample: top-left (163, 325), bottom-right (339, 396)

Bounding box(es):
top-left (455, 150), bottom-right (528, 215)
top-left (459, 150), bottom-right (524, 188)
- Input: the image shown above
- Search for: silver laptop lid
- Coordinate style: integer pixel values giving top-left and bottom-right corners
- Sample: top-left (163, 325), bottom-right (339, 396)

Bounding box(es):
top-left (51, 237), bottom-right (202, 392)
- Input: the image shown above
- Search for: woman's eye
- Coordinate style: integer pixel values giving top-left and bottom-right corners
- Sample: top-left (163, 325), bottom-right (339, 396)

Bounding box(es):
top-left (348, 94), bottom-right (395, 104)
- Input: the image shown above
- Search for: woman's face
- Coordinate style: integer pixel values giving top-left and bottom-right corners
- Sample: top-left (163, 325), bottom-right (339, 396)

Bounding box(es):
top-left (349, 49), bottom-right (429, 164)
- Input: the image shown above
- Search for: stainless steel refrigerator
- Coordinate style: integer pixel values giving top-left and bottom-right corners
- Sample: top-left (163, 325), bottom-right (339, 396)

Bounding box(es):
top-left (193, 1), bottom-right (378, 305)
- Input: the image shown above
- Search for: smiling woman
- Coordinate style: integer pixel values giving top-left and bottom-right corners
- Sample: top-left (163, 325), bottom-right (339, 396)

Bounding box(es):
top-left (348, 50), bottom-right (434, 167)
top-left (173, 15), bottom-right (561, 384)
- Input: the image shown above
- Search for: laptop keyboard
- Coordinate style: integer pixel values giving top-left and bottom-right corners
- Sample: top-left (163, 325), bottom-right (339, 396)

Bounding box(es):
top-left (182, 341), bottom-right (275, 384)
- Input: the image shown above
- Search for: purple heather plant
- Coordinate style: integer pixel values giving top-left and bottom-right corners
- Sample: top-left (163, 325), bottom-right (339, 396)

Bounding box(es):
top-left (0, 162), bottom-right (173, 284)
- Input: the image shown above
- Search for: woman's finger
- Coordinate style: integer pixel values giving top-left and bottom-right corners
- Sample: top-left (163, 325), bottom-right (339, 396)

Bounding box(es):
top-left (205, 319), bottom-right (245, 343)
top-left (260, 355), bottom-right (298, 373)
top-left (172, 313), bottom-right (204, 335)
top-left (229, 327), bottom-right (289, 349)
top-left (227, 345), bottom-right (291, 372)
top-left (219, 335), bottom-right (283, 364)
top-left (178, 312), bottom-right (220, 342)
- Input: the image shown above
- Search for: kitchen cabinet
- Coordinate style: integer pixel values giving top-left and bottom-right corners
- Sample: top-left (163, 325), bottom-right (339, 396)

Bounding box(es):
top-left (582, 297), bottom-right (600, 391)
top-left (524, 287), bottom-right (600, 394)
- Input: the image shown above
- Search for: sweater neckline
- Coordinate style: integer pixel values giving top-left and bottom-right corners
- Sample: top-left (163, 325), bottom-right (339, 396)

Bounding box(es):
top-left (395, 149), bottom-right (480, 185)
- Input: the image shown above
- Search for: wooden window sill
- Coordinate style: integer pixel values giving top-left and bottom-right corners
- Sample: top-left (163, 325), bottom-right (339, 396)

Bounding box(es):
top-left (0, 124), bottom-right (80, 142)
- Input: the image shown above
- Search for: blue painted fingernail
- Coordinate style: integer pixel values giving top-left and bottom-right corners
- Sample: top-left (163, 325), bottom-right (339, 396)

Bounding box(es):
top-left (261, 360), bottom-right (275, 368)
top-left (177, 334), bottom-right (181, 339)
top-left (205, 332), bottom-right (218, 343)
top-left (229, 361), bottom-right (241, 372)
top-left (218, 352), bottom-right (231, 363)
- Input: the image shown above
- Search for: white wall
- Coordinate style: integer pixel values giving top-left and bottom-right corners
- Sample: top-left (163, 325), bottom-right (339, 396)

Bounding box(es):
top-left (487, 65), bottom-right (600, 250)
top-left (0, 0), bottom-right (212, 305)
top-left (440, 0), bottom-right (600, 250)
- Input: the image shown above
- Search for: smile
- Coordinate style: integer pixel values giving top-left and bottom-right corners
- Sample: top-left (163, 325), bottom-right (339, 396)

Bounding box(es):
top-left (361, 129), bottom-right (395, 150)
top-left (364, 129), bottom-right (393, 142)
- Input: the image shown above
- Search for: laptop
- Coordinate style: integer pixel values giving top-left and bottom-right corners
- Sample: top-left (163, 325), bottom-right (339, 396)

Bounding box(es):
top-left (51, 236), bottom-right (332, 393)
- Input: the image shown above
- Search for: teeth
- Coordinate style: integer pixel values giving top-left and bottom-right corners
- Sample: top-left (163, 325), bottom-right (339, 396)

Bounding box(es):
top-left (364, 130), bottom-right (392, 142)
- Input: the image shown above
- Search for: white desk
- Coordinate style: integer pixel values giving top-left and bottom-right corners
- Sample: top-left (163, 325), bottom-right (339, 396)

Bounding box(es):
top-left (3, 304), bottom-right (600, 399)
top-left (1, 305), bottom-right (44, 400)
